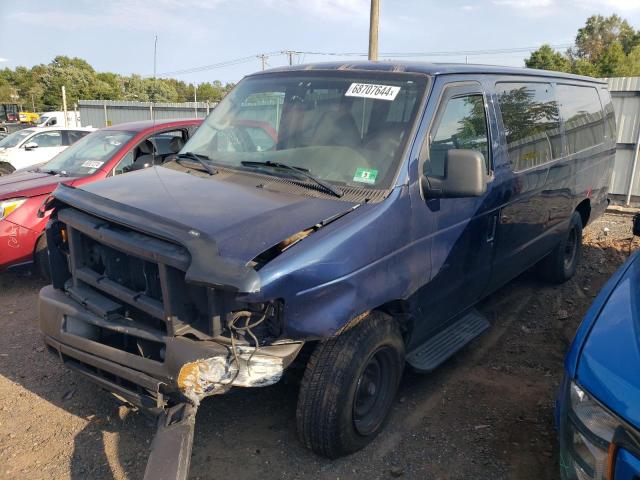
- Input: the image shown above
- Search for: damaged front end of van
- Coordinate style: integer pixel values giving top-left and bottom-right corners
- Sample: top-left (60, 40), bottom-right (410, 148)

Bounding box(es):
top-left (38, 180), bottom-right (367, 479)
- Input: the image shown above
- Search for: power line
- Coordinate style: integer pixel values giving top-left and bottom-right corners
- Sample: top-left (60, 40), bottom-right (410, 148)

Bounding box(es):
top-left (158, 51), bottom-right (281, 76)
top-left (296, 43), bottom-right (573, 58)
top-left (157, 43), bottom-right (572, 77)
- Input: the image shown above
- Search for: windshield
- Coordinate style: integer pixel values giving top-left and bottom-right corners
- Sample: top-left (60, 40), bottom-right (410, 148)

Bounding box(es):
top-left (0, 129), bottom-right (34, 148)
top-left (37, 116), bottom-right (50, 126)
top-left (40, 130), bottom-right (135, 176)
top-left (181, 72), bottom-right (427, 190)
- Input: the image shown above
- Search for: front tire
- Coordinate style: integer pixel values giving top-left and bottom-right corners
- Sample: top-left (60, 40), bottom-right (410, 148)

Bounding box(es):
top-left (296, 312), bottom-right (404, 458)
top-left (537, 211), bottom-right (582, 284)
top-left (34, 235), bottom-right (51, 281)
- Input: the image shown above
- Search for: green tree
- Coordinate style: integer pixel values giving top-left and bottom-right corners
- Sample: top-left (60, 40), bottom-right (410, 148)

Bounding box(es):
top-left (525, 44), bottom-right (571, 72)
top-left (574, 14), bottom-right (638, 61)
top-left (571, 58), bottom-right (599, 77)
top-left (523, 14), bottom-right (640, 78)
top-left (597, 41), bottom-right (628, 76)
top-left (622, 45), bottom-right (640, 76)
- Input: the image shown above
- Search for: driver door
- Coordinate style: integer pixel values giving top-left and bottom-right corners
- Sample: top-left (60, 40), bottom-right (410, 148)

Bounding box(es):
top-left (13, 130), bottom-right (65, 170)
top-left (411, 81), bottom-right (500, 344)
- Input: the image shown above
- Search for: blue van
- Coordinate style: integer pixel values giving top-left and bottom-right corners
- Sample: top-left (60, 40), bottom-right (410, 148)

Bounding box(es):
top-left (39, 62), bottom-right (615, 477)
top-left (558, 246), bottom-right (640, 480)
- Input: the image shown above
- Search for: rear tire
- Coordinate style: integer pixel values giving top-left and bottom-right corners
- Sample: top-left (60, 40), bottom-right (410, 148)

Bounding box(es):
top-left (34, 235), bottom-right (51, 281)
top-left (296, 312), bottom-right (404, 459)
top-left (0, 161), bottom-right (14, 176)
top-left (537, 211), bottom-right (582, 284)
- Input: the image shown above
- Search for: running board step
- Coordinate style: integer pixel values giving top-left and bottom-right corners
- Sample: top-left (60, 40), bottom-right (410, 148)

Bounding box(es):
top-left (406, 310), bottom-right (490, 372)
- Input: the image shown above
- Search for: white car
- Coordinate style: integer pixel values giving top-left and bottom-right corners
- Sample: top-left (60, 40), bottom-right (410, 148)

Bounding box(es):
top-left (0, 126), bottom-right (95, 174)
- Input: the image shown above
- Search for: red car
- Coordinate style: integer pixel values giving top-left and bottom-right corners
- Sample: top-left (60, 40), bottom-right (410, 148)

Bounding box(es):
top-left (0, 119), bottom-right (202, 277)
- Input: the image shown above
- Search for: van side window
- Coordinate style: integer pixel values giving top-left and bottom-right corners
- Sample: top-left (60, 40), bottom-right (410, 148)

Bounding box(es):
top-left (556, 85), bottom-right (605, 154)
top-left (497, 82), bottom-right (560, 171)
top-left (427, 95), bottom-right (489, 177)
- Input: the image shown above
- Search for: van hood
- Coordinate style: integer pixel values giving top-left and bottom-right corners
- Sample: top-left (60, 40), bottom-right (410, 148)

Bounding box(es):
top-left (577, 252), bottom-right (640, 430)
top-left (0, 169), bottom-right (78, 200)
top-left (74, 166), bottom-right (358, 265)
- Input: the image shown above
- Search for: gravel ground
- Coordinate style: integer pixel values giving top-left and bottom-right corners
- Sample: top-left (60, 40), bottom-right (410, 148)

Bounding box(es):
top-left (0, 212), bottom-right (637, 480)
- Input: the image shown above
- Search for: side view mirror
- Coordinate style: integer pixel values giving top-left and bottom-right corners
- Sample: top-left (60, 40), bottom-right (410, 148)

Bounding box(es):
top-left (127, 160), bottom-right (153, 172)
top-left (24, 142), bottom-right (38, 151)
top-left (421, 149), bottom-right (489, 199)
top-left (633, 213), bottom-right (640, 236)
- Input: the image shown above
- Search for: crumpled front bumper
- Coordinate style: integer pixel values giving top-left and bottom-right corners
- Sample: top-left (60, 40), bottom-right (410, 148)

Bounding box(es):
top-left (39, 285), bottom-right (303, 409)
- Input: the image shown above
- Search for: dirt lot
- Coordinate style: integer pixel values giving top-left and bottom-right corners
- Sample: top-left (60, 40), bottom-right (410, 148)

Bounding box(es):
top-left (0, 212), bottom-right (637, 480)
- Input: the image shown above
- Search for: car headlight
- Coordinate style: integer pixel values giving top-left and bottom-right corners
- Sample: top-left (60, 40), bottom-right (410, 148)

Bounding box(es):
top-left (565, 382), bottom-right (621, 479)
top-left (0, 198), bottom-right (27, 220)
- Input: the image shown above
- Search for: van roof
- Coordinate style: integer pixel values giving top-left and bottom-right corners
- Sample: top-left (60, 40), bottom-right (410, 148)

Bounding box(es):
top-left (253, 61), bottom-right (607, 84)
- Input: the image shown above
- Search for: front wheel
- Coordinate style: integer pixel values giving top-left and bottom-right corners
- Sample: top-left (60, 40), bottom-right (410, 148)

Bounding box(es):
top-left (296, 312), bottom-right (404, 458)
top-left (537, 211), bottom-right (583, 284)
top-left (34, 235), bottom-right (51, 281)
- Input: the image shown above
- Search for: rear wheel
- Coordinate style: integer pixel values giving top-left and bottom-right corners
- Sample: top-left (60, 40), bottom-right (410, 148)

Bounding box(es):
top-left (34, 235), bottom-right (51, 281)
top-left (296, 312), bottom-right (404, 458)
top-left (537, 211), bottom-right (582, 284)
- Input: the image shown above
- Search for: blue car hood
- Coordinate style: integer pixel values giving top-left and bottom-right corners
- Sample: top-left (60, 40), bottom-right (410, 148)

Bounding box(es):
top-left (577, 251), bottom-right (640, 430)
top-left (77, 166), bottom-right (357, 264)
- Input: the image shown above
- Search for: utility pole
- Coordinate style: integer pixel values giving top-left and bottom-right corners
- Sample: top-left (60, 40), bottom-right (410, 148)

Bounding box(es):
top-left (61, 86), bottom-right (68, 127)
top-left (282, 50), bottom-right (295, 66)
top-left (152, 35), bottom-right (158, 112)
top-left (258, 54), bottom-right (268, 70)
top-left (193, 83), bottom-right (198, 117)
top-left (31, 93), bottom-right (35, 112)
top-left (368, 0), bottom-right (379, 61)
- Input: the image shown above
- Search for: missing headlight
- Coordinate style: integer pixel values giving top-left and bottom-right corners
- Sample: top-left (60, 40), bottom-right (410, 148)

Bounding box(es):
top-left (228, 301), bottom-right (283, 346)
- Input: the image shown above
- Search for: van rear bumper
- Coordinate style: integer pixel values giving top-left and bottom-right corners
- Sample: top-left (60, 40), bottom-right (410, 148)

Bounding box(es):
top-left (39, 285), bottom-right (303, 408)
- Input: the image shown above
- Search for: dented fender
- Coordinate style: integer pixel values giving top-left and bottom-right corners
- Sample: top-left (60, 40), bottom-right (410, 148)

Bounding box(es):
top-left (249, 186), bottom-right (431, 339)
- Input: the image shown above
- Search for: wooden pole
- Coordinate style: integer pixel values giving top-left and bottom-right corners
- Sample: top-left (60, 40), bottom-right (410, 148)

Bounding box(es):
top-left (368, 0), bottom-right (379, 61)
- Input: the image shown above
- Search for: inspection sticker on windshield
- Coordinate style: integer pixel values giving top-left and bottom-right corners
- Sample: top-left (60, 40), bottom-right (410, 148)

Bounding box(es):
top-left (81, 160), bottom-right (104, 169)
top-left (353, 168), bottom-right (378, 185)
top-left (346, 83), bottom-right (400, 101)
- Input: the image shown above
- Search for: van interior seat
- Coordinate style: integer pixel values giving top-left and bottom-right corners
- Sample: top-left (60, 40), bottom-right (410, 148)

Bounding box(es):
top-left (362, 124), bottom-right (406, 169)
top-left (310, 108), bottom-right (361, 148)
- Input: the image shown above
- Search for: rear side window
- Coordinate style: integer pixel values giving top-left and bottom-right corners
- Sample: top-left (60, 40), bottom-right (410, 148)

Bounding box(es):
top-left (29, 130), bottom-right (63, 147)
top-left (427, 94), bottom-right (489, 177)
top-left (64, 130), bottom-right (91, 145)
top-left (556, 85), bottom-right (605, 155)
top-left (497, 82), bottom-right (561, 171)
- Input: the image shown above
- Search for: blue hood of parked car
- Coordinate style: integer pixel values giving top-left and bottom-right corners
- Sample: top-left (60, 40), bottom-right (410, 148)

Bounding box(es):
top-left (574, 250), bottom-right (640, 430)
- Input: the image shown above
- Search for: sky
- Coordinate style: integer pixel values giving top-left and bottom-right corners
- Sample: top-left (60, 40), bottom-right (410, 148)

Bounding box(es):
top-left (1, 0), bottom-right (640, 84)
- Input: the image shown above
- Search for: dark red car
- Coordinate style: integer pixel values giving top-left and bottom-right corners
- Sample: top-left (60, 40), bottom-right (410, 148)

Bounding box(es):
top-left (0, 119), bottom-right (202, 276)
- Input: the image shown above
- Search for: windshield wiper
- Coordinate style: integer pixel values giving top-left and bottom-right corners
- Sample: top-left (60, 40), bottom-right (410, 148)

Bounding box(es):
top-left (37, 168), bottom-right (68, 177)
top-left (175, 152), bottom-right (218, 176)
top-left (240, 160), bottom-right (343, 198)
